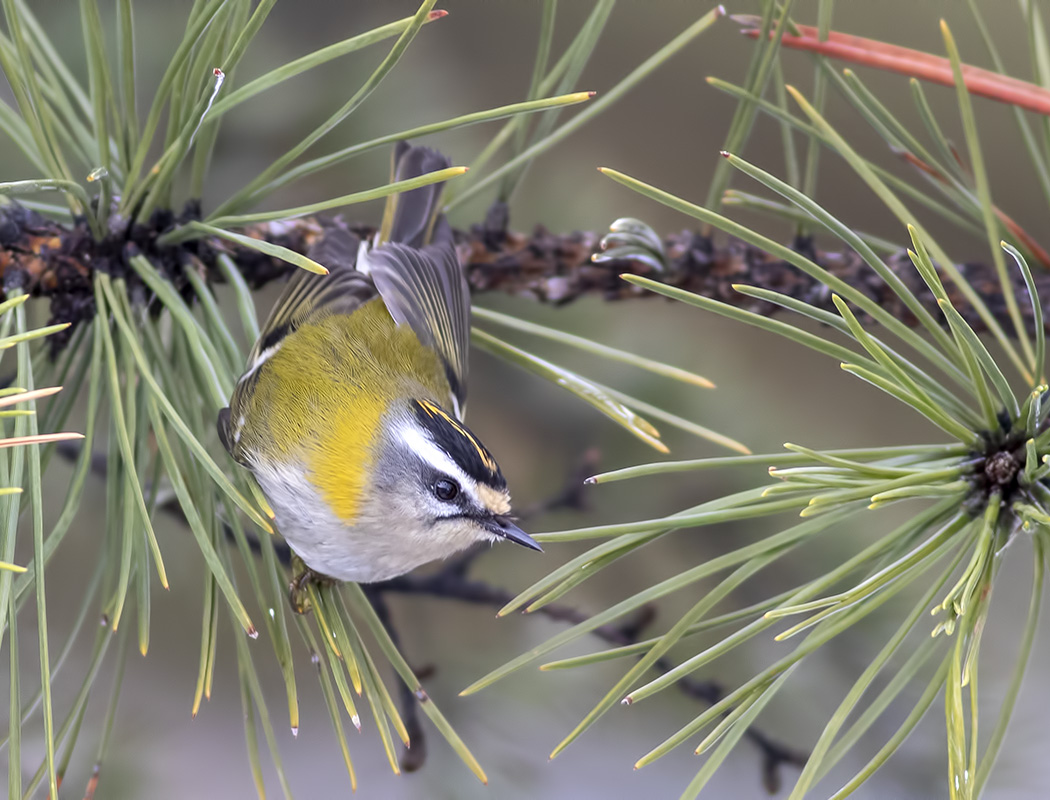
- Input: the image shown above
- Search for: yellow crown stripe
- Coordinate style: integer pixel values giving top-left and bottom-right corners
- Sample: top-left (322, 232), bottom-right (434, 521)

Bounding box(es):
top-left (417, 399), bottom-right (498, 472)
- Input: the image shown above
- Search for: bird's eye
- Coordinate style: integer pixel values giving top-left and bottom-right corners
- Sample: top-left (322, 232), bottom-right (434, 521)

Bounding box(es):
top-left (433, 478), bottom-right (460, 502)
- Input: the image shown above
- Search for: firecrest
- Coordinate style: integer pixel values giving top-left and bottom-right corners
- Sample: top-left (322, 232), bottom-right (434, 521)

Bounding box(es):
top-left (218, 142), bottom-right (539, 605)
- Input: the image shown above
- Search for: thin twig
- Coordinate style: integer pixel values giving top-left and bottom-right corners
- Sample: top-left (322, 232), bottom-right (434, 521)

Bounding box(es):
top-left (361, 585), bottom-right (428, 774)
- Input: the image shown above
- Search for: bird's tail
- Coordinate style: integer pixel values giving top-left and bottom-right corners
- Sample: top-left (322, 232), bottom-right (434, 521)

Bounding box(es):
top-left (376, 141), bottom-right (452, 248)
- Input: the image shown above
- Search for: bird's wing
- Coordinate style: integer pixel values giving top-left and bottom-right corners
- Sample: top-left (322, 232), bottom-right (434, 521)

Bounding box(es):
top-left (364, 241), bottom-right (470, 417)
top-left (378, 141), bottom-right (452, 248)
top-left (367, 142), bottom-right (469, 416)
top-left (219, 140), bottom-right (467, 463)
top-left (218, 226), bottom-right (376, 462)
top-left (243, 226), bottom-right (373, 372)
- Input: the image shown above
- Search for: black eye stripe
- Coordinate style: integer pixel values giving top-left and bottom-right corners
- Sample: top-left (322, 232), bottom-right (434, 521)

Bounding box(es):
top-left (412, 399), bottom-right (505, 489)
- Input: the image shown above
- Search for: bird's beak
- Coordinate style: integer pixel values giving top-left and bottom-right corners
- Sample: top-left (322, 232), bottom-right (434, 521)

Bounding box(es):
top-left (488, 516), bottom-right (542, 552)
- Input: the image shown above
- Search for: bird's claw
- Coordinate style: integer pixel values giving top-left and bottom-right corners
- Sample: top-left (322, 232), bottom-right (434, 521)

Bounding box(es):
top-left (288, 556), bottom-right (337, 615)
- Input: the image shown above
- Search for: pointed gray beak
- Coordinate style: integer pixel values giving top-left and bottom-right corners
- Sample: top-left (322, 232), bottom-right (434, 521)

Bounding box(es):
top-left (488, 516), bottom-right (542, 552)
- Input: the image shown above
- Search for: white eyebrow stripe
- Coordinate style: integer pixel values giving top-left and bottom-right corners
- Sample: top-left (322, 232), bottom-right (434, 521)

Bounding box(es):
top-left (398, 423), bottom-right (480, 502)
top-left (238, 342), bottom-right (282, 386)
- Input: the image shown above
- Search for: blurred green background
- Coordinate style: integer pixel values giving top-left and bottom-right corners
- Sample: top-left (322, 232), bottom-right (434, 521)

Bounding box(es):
top-left (3, 1), bottom-right (1048, 798)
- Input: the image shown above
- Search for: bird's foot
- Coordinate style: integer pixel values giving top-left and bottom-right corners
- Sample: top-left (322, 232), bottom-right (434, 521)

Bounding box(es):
top-left (288, 557), bottom-right (337, 615)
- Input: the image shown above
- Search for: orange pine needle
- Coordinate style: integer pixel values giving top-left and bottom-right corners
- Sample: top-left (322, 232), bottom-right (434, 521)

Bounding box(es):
top-left (0, 385), bottom-right (62, 408)
top-left (0, 432), bottom-right (84, 448)
top-left (895, 149), bottom-right (1050, 268)
top-left (994, 208), bottom-right (1050, 270)
top-left (741, 21), bottom-right (1050, 117)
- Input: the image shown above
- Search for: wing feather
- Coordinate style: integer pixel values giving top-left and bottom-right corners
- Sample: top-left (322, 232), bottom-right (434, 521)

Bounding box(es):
top-left (219, 227), bottom-right (376, 460)
top-left (219, 141), bottom-right (469, 465)
top-left (365, 241), bottom-right (470, 415)
top-left (379, 142), bottom-right (452, 247)
top-left (243, 227), bottom-right (373, 370)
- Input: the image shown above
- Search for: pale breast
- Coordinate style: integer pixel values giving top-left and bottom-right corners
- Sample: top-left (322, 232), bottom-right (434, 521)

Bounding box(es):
top-left (238, 301), bottom-right (463, 581)
top-left (253, 459), bottom-right (479, 582)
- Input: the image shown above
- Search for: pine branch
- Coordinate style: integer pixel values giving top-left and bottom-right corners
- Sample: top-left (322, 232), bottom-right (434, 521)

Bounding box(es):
top-left (0, 200), bottom-right (1039, 356)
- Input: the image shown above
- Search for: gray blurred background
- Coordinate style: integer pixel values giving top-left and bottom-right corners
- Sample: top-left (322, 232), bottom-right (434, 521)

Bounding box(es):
top-left (3, 1), bottom-right (1049, 798)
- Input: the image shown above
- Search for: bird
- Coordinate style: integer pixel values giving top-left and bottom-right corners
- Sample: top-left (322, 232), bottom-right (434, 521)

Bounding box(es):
top-left (217, 142), bottom-right (540, 610)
